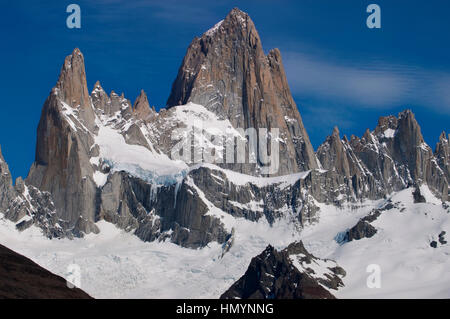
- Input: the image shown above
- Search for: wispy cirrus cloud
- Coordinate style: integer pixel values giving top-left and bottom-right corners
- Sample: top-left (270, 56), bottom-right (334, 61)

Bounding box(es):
top-left (282, 51), bottom-right (450, 114)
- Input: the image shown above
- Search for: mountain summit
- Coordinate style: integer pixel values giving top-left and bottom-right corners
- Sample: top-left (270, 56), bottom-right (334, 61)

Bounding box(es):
top-left (55, 48), bottom-right (90, 109)
top-left (167, 8), bottom-right (319, 175)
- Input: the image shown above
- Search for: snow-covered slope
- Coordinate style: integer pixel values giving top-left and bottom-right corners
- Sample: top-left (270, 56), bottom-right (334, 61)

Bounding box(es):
top-left (0, 212), bottom-right (298, 298)
top-left (301, 186), bottom-right (450, 298)
top-left (1, 185), bottom-right (448, 298)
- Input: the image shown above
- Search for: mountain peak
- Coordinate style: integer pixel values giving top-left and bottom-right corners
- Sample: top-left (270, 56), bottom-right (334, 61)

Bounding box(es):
top-left (363, 128), bottom-right (372, 140)
top-left (91, 80), bottom-right (107, 97)
top-left (398, 109), bottom-right (414, 120)
top-left (93, 80), bottom-right (102, 90)
top-left (396, 109), bottom-right (424, 145)
top-left (133, 89), bottom-right (153, 120)
top-left (332, 126), bottom-right (340, 137)
top-left (72, 47), bottom-right (82, 56)
top-left (55, 48), bottom-right (90, 108)
top-left (166, 8), bottom-right (318, 175)
top-left (228, 7), bottom-right (248, 17)
top-left (225, 7), bottom-right (249, 24)
top-left (343, 135), bottom-right (349, 143)
top-left (202, 7), bottom-right (257, 41)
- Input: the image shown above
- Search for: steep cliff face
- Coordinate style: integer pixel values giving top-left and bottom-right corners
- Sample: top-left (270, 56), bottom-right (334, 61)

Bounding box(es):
top-left (166, 8), bottom-right (319, 176)
top-left (0, 146), bottom-right (69, 238)
top-left (435, 132), bottom-right (450, 182)
top-left (0, 145), bottom-right (15, 213)
top-left (317, 127), bottom-right (351, 178)
top-left (26, 49), bottom-right (99, 235)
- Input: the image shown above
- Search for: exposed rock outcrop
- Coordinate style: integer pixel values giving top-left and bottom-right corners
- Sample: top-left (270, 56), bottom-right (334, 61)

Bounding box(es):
top-left (335, 207), bottom-right (384, 244)
top-left (413, 186), bottom-right (426, 203)
top-left (438, 231), bottom-right (447, 245)
top-left (341, 220), bottom-right (378, 243)
top-left (221, 242), bottom-right (345, 299)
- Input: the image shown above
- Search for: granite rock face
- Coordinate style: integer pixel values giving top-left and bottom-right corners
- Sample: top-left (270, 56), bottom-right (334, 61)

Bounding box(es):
top-left (98, 171), bottom-right (229, 248)
top-left (0, 146), bottom-right (69, 238)
top-left (317, 111), bottom-right (449, 201)
top-left (341, 220), bottom-right (378, 243)
top-left (26, 49), bottom-right (99, 235)
top-left (133, 89), bottom-right (156, 121)
top-left (221, 242), bottom-right (345, 299)
top-left (167, 8), bottom-right (319, 176)
top-left (0, 145), bottom-right (16, 213)
top-left (435, 132), bottom-right (450, 182)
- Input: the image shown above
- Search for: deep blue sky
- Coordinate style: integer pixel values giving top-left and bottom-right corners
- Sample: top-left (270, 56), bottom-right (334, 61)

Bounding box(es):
top-left (0, 0), bottom-right (449, 179)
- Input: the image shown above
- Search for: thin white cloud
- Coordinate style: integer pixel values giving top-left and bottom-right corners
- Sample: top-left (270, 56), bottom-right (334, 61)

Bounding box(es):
top-left (282, 51), bottom-right (450, 114)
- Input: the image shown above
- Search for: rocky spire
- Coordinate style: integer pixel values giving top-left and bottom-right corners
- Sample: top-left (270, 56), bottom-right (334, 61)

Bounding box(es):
top-left (51, 48), bottom-right (96, 131)
top-left (332, 126), bottom-right (340, 137)
top-left (92, 80), bottom-right (105, 96)
top-left (166, 7), bottom-right (259, 109)
top-left (0, 145), bottom-right (12, 184)
top-left (0, 145), bottom-right (15, 212)
top-left (390, 110), bottom-right (429, 182)
top-left (133, 90), bottom-right (154, 120)
top-left (435, 131), bottom-right (450, 180)
top-left (166, 8), bottom-right (318, 175)
top-left (91, 80), bottom-right (110, 112)
top-left (55, 48), bottom-right (90, 109)
top-left (0, 144), bottom-right (5, 163)
top-left (27, 49), bottom-right (99, 235)
top-left (317, 126), bottom-right (351, 178)
top-left (363, 110), bottom-right (446, 199)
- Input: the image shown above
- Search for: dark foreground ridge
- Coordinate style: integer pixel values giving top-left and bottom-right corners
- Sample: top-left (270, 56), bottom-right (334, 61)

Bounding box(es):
top-left (0, 243), bottom-right (92, 299)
